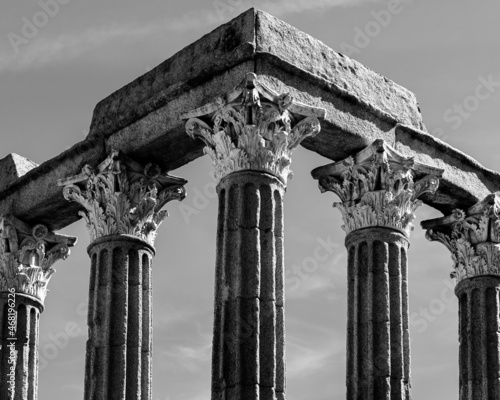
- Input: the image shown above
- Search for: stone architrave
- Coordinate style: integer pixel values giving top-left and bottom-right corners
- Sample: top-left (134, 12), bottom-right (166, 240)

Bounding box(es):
top-left (58, 151), bottom-right (187, 400)
top-left (422, 193), bottom-right (500, 400)
top-left (312, 139), bottom-right (443, 400)
top-left (183, 72), bottom-right (326, 400)
top-left (0, 216), bottom-right (76, 400)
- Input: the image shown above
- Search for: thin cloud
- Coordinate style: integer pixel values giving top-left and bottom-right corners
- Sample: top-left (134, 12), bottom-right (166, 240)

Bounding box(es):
top-left (0, 22), bottom-right (164, 74)
top-left (154, 305), bottom-right (200, 329)
top-left (258, 0), bottom-right (379, 16)
top-left (287, 337), bottom-right (343, 378)
top-left (287, 256), bottom-right (346, 300)
top-left (287, 269), bottom-right (339, 299)
top-left (0, 0), bottom-right (380, 74)
top-left (169, 0), bottom-right (380, 31)
top-left (162, 342), bottom-right (212, 373)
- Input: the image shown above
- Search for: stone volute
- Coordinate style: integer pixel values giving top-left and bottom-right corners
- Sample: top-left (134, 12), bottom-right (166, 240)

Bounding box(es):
top-left (422, 192), bottom-right (500, 399)
top-left (58, 150), bottom-right (187, 400)
top-left (0, 215), bottom-right (76, 400)
top-left (312, 140), bottom-right (444, 400)
top-left (183, 72), bottom-right (326, 400)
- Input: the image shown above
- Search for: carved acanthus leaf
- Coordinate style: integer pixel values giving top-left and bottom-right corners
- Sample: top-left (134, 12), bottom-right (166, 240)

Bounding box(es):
top-left (58, 151), bottom-right (187, 246)
top-left (314, 139), bottom-right (444, 237)
top-left (183, 73), bottom-right (325, 184)
top-left (423, 193), bottom-right (500, 282)
top-left (0, 216), bottom-right (76, 303)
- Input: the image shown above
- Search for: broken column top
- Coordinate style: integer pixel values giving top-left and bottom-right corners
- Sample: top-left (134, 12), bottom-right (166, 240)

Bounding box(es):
top-left (0, 153), bottom-right (38, 193)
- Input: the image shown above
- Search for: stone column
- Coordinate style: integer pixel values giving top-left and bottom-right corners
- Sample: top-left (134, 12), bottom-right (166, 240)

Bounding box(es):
top-left (423, 193), bottom-right (500, 400)
top-left (312, 139), bottom-right (443, 400)
top-left (183, 72), bottom-right (325, 400)
top-left (344, 227), bottom-right (410, 399)
top-left (0, 216), bottom-right (76, 400)
top-left (58, 151), bottom-right (187, 400)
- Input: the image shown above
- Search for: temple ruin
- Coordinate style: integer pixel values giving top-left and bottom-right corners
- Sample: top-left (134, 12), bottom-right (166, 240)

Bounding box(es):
top-left (1, 8), bottom-right (499, 400)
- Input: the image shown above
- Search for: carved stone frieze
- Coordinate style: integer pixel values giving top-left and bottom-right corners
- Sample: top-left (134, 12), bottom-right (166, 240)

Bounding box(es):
top-left (182, 73), bottom-right (326, 185)
top-left (58, 151), bottom-right (187, 246)
top-left (423, 193), bottom-right (500, 282)
top-left (0, 215), bottom-right (77, 303)
top-left (312, 139), bottom-right (444, 237)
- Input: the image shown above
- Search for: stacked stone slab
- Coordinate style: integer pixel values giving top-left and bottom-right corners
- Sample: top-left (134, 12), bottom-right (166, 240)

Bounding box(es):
top-left (1, 8), bottom-right (500, 400)
top-left (312, 140), bottom-right (444, 400)
top-left (423, 193), bottom-right (500, 400)
top-left (4, 9), bottom-right (500, 234)
top-left (183, 72), bottom-right (324, 399)
top-left (0, 216), bottom-right (76, 400)
top-left (58, 152), bottom-right (187, 400)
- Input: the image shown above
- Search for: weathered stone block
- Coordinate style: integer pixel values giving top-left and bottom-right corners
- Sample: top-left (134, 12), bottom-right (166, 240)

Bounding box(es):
top-left (1, 8), bottom-right (499, 231)
top-left (0, 153), bottom-right (38, 192)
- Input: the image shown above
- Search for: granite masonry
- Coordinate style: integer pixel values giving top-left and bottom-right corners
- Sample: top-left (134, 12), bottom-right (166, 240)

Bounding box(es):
top-left (0, 7), bottom-right (499, 400)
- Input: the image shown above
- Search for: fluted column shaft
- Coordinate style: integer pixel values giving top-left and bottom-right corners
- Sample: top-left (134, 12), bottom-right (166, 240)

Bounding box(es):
top-left (84, 235), bottom-right (153, 400)
top-left (455, 276), bottom-right (500, 400)
top-left (345, 228), bottom-right (411, 400)
top-left (0, 293), bottom-right (42, 400)
top-left (212, 171), bottom-right (286, 400)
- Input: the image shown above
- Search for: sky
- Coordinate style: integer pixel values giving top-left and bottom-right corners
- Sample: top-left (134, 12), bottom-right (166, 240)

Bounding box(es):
top-left (0, 0), bottom-right (499, 399)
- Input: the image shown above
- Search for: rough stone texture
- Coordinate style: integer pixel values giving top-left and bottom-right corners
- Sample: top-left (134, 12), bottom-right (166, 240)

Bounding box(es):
top-left (84, 235), bottom-right (154, 400)
top-left (421, 195), bottom-right (500, 399)
top-left (2, 9), bottom-right (499, 231)
top-left (0, 293), bottom-right (42, 400)
top-left (58, 150), bottom-right (187, 247)
top-left (257, 13), bottom-right (423, 125)
top-left (455, 277), bottom-right (500, 400)
top-left (345, 228), bottom-right (411, 400)
top-left (0, 154), bottom-right (38, 193)
top-left (313, 138), bottom-right (443, 239)
top-left (0, 216), bottom-right (77, 304)
top-left (313, 140), bottom-right (439, 399)
top-left (0, 216), bottom-right (75, 400)
top-left (89, 10), bottom-right (423, 142)
top-left (395, 125), bottom-right (500, 213)
top-left (422, 193), bottom-right (500, 283)
top-left (212, 171), bottom-right (286, 400)
top-left (183, 71), bottom-right (323, 186)
top-left (0, 137), bottom-right (106, 231)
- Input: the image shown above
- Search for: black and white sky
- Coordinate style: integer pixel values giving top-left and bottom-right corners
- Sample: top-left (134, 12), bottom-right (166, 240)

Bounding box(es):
top-left (1, 0), bottom-right (499, 399)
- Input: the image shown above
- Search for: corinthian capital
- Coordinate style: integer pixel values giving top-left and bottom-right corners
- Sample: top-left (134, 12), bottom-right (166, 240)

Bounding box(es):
top-left (181, 72), bottom-right (326, 184)
top-left (312, 139), bottom-right (444, 237)
top-left (0, 215), bottom-right (77, 304)
top-left (422, 193), bottom-right (500, 283)
top-left (58, 151), bottom-right (187, 246)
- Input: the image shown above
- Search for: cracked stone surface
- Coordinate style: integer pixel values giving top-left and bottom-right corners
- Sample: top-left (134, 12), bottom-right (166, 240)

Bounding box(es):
top-left (0, 9), bottom-right (498, 231)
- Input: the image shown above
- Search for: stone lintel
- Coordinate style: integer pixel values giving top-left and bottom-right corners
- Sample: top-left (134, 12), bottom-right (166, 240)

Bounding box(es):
top-left (422, 192), bottom-right (500, 232)
top-left (0, 9), bottom-right (498, 231)
top-left (0, 138), bottom-right (106, 231)
top-left (312, 138), bottom-right (444, 184)
top-left (2, 214), bottom-right (77, 247)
